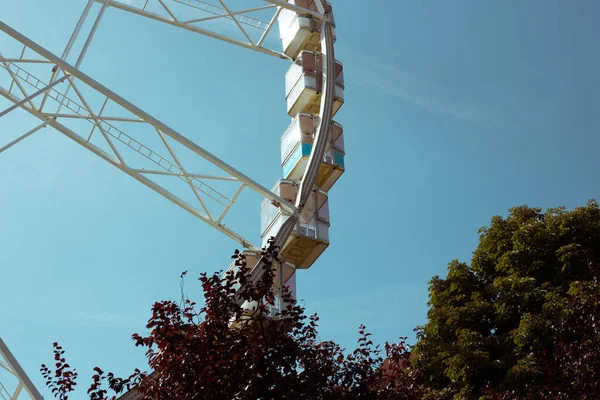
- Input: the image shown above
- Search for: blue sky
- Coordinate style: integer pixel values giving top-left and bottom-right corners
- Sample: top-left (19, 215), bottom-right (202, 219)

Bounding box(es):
top-left (1, 0), bottom-right (600, 398)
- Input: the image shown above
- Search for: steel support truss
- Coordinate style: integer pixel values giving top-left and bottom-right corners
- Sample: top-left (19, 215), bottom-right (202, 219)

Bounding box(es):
top-left (91, 0), bottom-right (324, 60)
top-left (0, 337), bottom-right (43, 400)
top-left (71, 0), bottom-right (337, 289)
top-left (0, 20), bottom-right (297, 250)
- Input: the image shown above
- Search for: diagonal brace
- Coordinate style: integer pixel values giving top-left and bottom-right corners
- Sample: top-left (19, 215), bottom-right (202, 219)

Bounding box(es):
top-left (0, 20), bottom-right (297, 215)
top-left (0, 85), bottom-right (259, 249)
top-left (0, 122), bottom-right (48, 154)
top-left (216, 0), bottom-right (254, 44)
top-left (0, 74), bottom-right (69, 119)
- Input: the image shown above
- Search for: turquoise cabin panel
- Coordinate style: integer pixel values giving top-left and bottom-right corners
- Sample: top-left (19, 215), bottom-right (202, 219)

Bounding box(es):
top-left (300, 143), bottom-right (313, 156)
top-left (334, 151), bottom-right (345, 167)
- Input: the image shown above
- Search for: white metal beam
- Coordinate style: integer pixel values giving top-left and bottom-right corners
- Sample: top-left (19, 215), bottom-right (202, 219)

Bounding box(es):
top-left (181, 4), bottom-right (274, 28)
top-left (91, 0), bottom-right (338, 291)
top-left (88, 1), bottom-right (324, 58)
top-left (0, 84), bottom-right (258, 248)
top-left (0, 122), bottom-right (48, 154)
top-left (0, 337), bottom-right (44, 400)
top-left (92, 0), bottom-right (292, 59)
top-left (0, 74), bottom-right (69, 118)
top-left (262, 0), bottom-right (325, 19)
top-left (75, 0), bottom-right (111, 68)
top-left (0, 21), bottom-right (298, 249)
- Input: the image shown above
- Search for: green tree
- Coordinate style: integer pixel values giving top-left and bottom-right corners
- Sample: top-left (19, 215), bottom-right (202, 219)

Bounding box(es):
top-left (413, 200), bottom-right (600, 399)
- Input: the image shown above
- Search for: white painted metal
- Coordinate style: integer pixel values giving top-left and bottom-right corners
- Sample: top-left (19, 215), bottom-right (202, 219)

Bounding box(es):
top-left (0, 337), bottom-right (43, 400)
top-left (75, 0), bottom-right (111, 69)
top-left (72, 0), bottom-right (337, 293)
top-left (0, 122), bottom-right (48, 154)
top-left (0, 20), bottom-right (298, 249)
top-left (40, 0), bottom-right (94, 113)
top-left (2, 0), bottom-right (337, 333)
top-left (1, 0), bottom-right (336, 285)
top-left (0, 1), bottom-right (335, 249)
top-left (90, 0), bottom-right (324, 59)
top-left (246, 1), bottom-right (336, 290)
top-left (71, 0), bottom-right (339, 308)
top-left (0, 1), bottom-right (342, 398)
top-left (264, 0), bottom-right (325, 19)
top-left (0, 75), bottom-right (70, 118)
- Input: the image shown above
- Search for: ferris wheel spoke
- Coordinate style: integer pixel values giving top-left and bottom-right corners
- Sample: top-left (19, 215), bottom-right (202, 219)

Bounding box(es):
top-left (89, 0), bottom-right (325, 59)
top-left (1, 0), bottom-right (346, 395)
top-left (179, 2), bottom-right (274, 30)
top-left (0, 83), bottom-right (258, 247)
top-left (0, 338), bottom-right (44, 400)
top-left (0, 21), bottom-right (298, 248)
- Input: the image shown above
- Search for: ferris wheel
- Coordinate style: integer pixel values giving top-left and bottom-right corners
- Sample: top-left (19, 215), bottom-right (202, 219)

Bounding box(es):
top-left (0, 0), bottom-right (344, 396)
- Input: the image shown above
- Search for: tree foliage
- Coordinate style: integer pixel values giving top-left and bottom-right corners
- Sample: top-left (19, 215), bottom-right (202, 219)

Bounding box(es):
top-left (42, 240), bottom-right (421, 399)
top-left (412, 200), bottom-right (600, 399)
top-left (42, 201), bottom-right (600, 399)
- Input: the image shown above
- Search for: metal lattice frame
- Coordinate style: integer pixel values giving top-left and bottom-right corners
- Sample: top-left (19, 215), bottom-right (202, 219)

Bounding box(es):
top-left (0, 20), bottom-right (297, 250)
top-left (0, 1), bottom-right (338, 397)
top-left (0, 337), bottom-right (43, 400)
top-left (90, 0), bottom-right (324, 59)
top-left (0, 0), bottom-right (336, 285)
top-left (85, 0), bottom-right (338, 288)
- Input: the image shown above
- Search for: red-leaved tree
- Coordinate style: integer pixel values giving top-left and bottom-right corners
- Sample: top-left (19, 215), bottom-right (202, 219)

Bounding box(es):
top-left (41, 240), bottom-right (422, 399)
